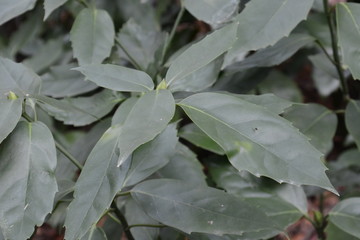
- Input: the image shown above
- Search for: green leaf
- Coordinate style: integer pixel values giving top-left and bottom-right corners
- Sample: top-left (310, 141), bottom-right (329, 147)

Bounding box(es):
top-left (169, 57), bottom-right (223, 93)
top-left (326, 222), bottom-right (360, 240)
top-left (345, 100), bottom-right (360, 150)
top-left (23, 38), bottom-right (63, 73)
top-left (157, 143), bottom-right (208, 185)
top-left (183, 0), bottom-right (239, 27)
top-left (225, 0), bottom-right (314, 66)
top-left (80, 226), bottom-right (108, 240)
top-left (0, 98), bottom-right (22, 144)
top-left (124, 198), bottom-right (160, 240)
top-left (166, 21), bottom-right (238, 86)
top-left (41, 64), bottom-right (98, 98)
top-left (328, 198), bottom-right (360, 238)
top-left (283, 103), bottom-right (337, 154)
top-left (64, 125), bottom-right (131, 240)
top-left (234, 93), bottom-right (293, 115)
top-left (179, 92), bottom-right (336, 194)
top-left (116, 90), bottom-right (175, 166)
top-left (75, 64), bottom-right (154, 92)
top-left (309, 53), bottom-right (340, 96)
top-left (117, 19), bottom-right (166, 71)
top-left (44, 0), bottom-right (68, 20)
top-left (226, 34), bottom-right (314, 72)
top-left (336, 3), bottom-right (360, 80)
top-left (0, 121), bottom-right (57, 240)
top-left (179, 123), bottom-right (225, 155)
top-left (131, 179), bottom-right (274, 235)
top-left (0, 57), bottom-right (41, 97)
top-left (70, 8), bottom-right (115, 65)
top-left (37, 90), bottom-right (123, 126)
top-left (0, 0), bottom-right (37, 25)
top-left (123, 123), bottom-right (178, 187)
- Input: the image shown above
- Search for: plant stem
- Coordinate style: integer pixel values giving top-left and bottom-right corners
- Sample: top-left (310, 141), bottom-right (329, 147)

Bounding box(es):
top-left (77, 0), bottom-right (91, 8)
top-left (160, 5), bottom-right (185, 65)
top-left (115, 191), bottom-right (131, 198)
top-left (127, 224), bottom-right (166, 229)
top-left (322, 0), bottom-right (349, 98)
top-left (111, 202), bottom-right (135, 240)
top-left (315, 40), bottom-right (337, 66)
top-left (115, 38), bottom-right (144, 71)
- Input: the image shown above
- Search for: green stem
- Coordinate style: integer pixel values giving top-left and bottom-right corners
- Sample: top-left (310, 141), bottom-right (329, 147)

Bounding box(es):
top-left (127, 224), bottom-right (166, 230)
top-left (115, 191), bottom-right (131, 198)
top-left (322, 0), bottom-right (349, 98)
top-left (315, 40), bottom-right (337, 66)
top-left (160, 5), bottom-right (185, 65)
top-left (77, 0), bottom-right (91, 8)
top-left (111, 202), bottom-right (135, 240)
top-left (107, 212), bottom-right (122, 225)
top-left (115, 38), bottom-right (144, 71)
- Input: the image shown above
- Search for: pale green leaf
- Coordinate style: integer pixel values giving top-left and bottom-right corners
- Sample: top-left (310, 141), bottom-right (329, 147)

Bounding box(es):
top-left (44, 0), bottom-right (68, 20)
top-left (226, 34), bottom-right (314, 72)
top-left (225, 0), bottom-right (314, 66)
top-left (283, 103), bottom-right (337, 154)
top-left (328, 198), bottom-right (360, 238)
top-left (157, 143), bottom-right (207, 186)
top-left (75, 64), bottom-right (154, 92)
top-left (326, 222), bottom-right (360, 240)
top-left (0, 0), bottom-right (37, 25)
top-left (64, 125), bottom-right (131, 240)
top-left (166, 21), bottom-right (238, 86)
top-left (116, 90), bottom-right (175, 166)
top-left (123, 123), bottom-right (178, 187)
top-left (336, 3), bottom-right (360, 80)
top-left (179, 123), bottom-right (224, 155)
top-left (70, 8), bottom-right (115, 65)
top-left (131, 179), bottom-right (274, 235)
top-left (0, 57), bottom-right (41, 97)
top-left (80, 226), bottom-right (108, 240)
top-left (345, 100), bottom-right (360, 150)
top-left (124, 198), bottom-right (160, 240)
top-left (41, 64), bottom-right (98, 98)
top-left (0, 98), bottom-right (22, 144)
top-left (0, 121), bottom-right (57, 240)
top-left (37, 90), bottom-right (123, 126)
top-left (117, 19), bottom-right (166, 71)
top-left (183, 0), bottom-right (239, 27)
top-left (179, 92), bottom-right (336, 194)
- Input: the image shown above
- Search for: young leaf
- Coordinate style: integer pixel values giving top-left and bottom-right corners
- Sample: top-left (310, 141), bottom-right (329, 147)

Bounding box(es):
top-left (116, 90), bottom-right (175, 166)
top-left (0, 0), bottom-right (37, 25)
top-left (166, 21), bottom-right (238, 86)
top-left (336, 3), bottom-right (360, 80)
top-left (43, 0), bottom-right (68, 20)
top-left (64, 126), bottom-right (131, 240)
top-left (70, 8), bottom-right (115, 65)
top-left (123, 123), bottom-right (178, 187)
top-left (179, 92), bottom-right (337, 194)
top-left (0, 57), bottom-right (41, 97)
top-left (75, 64), bottom-right (154, 92)
top-left (0, 121), bottom-right (57, 240)
top-left (283, 103), bottom-right (337, 154)
top-left (328, 198), bottom-right (360, 238)
top-left (183, 0), bottom-right (239, 27)
top-left (224, 0), bottom-right (314, 67)
top-left (131, 179), bottom-right (274, 235)
top-left (345, 100), bottom-right (360, 150)
top-left (0, 98), bottom-right (22, 144)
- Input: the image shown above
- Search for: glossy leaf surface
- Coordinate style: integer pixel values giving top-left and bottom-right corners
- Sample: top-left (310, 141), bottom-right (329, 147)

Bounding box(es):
top-left (179, 92), bottom-right (336, 193)
top-left (70, 8), bottom-right (115, 65)
top-left (0, 121), bottom-right (57, 240)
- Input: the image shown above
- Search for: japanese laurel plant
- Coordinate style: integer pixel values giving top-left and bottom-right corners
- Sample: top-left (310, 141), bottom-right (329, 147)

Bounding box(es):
top-left (0, 0), bottom-right (360, 239)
